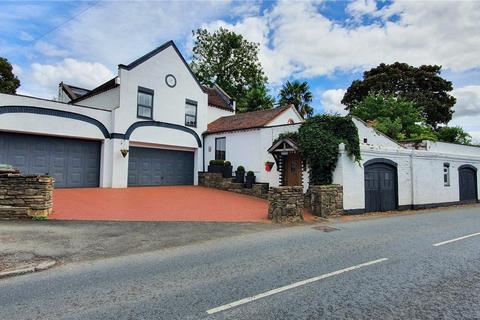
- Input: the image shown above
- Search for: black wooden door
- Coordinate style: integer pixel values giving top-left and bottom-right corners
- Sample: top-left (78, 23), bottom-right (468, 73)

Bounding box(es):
top-left (365, 163), bottom-right (397, 212)
top-left (459, 166), bottom-right (477, 202)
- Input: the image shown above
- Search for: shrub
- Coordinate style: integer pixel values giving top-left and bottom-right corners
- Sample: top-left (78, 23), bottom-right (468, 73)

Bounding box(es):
top-left (224, 161), bottom-right (231, 167)
top-left (209, 160), bottom-right (225, 166)
top-left (236, 165), bottom-right (245, 172)
top-left (247, 171), bottom-right (255, 176)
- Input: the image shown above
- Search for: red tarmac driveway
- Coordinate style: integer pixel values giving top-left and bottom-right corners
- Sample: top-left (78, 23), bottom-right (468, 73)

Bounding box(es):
top-left (50, 186), bottom-right (270, 222)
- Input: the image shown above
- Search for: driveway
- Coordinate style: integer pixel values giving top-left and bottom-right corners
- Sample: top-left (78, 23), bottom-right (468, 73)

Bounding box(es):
top-left (50, 186), bottom-right (269, 222)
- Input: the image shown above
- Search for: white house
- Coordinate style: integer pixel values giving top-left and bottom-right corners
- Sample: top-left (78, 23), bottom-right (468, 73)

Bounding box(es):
top-left (0, 41), bottom-right (233, 188)
top-left (204, 112), bottom-right (479, 213)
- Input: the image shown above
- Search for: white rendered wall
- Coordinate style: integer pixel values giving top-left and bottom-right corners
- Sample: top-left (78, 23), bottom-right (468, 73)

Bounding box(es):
top-left (77, 87), bottom-right (120, 111)
top-left (206, 106), bottom-right (234, 124)
top-left (268, 107), bottom-right (304, 126)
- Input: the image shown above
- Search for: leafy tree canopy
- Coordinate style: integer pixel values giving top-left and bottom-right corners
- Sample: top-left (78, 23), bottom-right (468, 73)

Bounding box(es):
top-left (190, 27), bottom-right (268, 112)
top-left (236, 85), bottom-right (275, 113)
top-left (350, 94), bottom-right (437, 141)
top-left (436, 126), bottom-right (472, 145)
top-left (279, 80), bottom-right (313, 118)
top-left (342, 62), bottom-right (456, 127)
top-left (0, 57), bottom-right (20, 94)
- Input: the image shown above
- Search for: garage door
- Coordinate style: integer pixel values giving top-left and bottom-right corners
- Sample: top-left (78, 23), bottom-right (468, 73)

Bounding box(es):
top-left (128, 146), bottom-right (194, 186)
top-left (459, 166), bottom-right (477, 202)
top-left (0, 132), bottom-right (101, 188)
top-left (364, 163), bottom-right (398, 212)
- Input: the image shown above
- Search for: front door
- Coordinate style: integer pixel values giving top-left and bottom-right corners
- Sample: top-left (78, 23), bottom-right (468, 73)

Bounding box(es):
top-left (459, 166), bottom-right (477, 202)
top-left (284, 153), bottom-right (302, 186)
top-left (364, 163), bottom-right (397, 212)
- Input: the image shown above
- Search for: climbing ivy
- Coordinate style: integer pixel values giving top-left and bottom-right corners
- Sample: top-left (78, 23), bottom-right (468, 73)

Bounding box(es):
top-left (274, 115), bottom-right (360, 185)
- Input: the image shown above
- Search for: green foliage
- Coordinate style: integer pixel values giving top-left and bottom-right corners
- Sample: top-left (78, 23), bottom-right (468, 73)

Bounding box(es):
top-left (32, 215), bottom-right (47, 221)
top-left (236, 84), bottom-right (275, 113)
top-left (224, 161), bottom-right (231, 167)
top-left (190, 28), bottom-right (268, 109)
top-left (273, 131), bottom-right (299, 145)
top-left (350, 94), bottom-right (434, 141)
top-left (236, 166), bottom-right (245, 172)
top-left (342, 62), bottom-right (456, 127)
top-left (0, 57), bottom-right (20, 94)
top-left (209, 160), bottom-right (225, 166)
top-left (279, 80), bottom-right (313, 118)
top-left (297, 115), bottom-right (361, 185)
top-left (436, 126), bottom-right (472, 145)
top-left (247, 171), bottom-right (255, 176)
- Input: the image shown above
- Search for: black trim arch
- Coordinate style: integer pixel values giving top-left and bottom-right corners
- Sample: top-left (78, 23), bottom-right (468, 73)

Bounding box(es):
top-left (458, 164), bottom-right (478, 172)
top-left (364, 158), bottom-right (398, 168)
top-left (124, 120), bottom-right (202, 147)
top-left (0, 106), bottom-right (110, 138)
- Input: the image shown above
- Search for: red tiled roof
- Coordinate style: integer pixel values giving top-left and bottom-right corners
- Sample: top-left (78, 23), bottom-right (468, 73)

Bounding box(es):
top-left (207, 106), bottom-right (291, 133)
top-left (202, 85), bottom-right (234, 111)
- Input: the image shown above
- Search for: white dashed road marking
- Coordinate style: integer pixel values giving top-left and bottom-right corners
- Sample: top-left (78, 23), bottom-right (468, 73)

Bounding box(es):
top-left (433, 232), bottom-right (480, 247)
top-left (206, 258), bottom-right (388, 315)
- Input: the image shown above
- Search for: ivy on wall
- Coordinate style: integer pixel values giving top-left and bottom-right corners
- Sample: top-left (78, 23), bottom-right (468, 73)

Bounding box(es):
top-left (276, 115), bottom-right (361, 185)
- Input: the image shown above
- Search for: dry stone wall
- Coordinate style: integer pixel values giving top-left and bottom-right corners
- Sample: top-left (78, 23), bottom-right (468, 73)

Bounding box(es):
top-left (268, 186), bottom-right (304, 223)
top-left (0, 175), bottom-right (54, 219)
top-left (198, 172), bottom-right (269, 199)
top-left (305, 185), bottom-right (343, 217)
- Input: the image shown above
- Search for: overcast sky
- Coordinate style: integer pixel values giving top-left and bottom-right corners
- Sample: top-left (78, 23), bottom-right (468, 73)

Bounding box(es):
top-left (1, 0), bottom-right (479, 141)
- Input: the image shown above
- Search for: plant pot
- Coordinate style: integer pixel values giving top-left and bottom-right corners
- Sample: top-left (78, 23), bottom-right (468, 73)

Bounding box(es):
top-left (235, 171), bottom-right (245, 183)
top-left (208, 164), bottom-right (224, 174)
top-left (245, 175), bottom-right (256, 188)
top-left (223, 165), bottom-right (233, 178)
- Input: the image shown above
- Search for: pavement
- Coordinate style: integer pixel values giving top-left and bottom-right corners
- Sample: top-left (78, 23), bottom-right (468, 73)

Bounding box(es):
top-left (1, 205), bottom-right (479, 319)
top-left (50, 186), bottom-right (270, 222)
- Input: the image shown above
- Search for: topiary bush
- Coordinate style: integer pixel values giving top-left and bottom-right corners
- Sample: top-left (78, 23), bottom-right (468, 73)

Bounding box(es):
top-left (209, 160), bottom-right (225, 166)
top-left (224, 161), bottom-right (231, 167)
top-left (247, 171), bottom-right (255, 176)
top-left (237, 165), bottom-right (245, 171)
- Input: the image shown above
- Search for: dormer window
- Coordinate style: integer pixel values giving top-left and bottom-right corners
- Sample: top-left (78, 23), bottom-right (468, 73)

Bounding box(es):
top-left (137, 86), bottom-right (154, 119)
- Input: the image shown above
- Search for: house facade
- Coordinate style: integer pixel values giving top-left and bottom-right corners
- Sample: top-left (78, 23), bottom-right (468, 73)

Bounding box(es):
top-left (0, 41), bottom-right (233, 188)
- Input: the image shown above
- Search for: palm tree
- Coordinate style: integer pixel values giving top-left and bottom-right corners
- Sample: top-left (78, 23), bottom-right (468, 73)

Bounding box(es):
top-left (236, 85), bottom-right (275, 113)
top-left (278, 80), bottom-right (313, 117)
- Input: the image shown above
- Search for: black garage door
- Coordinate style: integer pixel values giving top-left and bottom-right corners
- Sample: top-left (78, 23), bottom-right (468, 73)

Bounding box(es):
top-left (128, 147), bottom-right (194, 186)
top-left (364, 162), bottom-right (398, 212)
top-left (459, 166), bottom-right (477, 202)
top-left (0, 132), bottom-right (101, 188)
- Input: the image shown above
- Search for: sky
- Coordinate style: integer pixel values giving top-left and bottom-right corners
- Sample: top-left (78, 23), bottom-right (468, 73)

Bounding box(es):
top-left (1, 0), bottom-right (479, 142)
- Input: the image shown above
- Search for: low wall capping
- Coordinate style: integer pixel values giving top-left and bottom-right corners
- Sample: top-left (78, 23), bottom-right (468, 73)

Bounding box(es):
top-left (0, 174), bottom-right (54, 219)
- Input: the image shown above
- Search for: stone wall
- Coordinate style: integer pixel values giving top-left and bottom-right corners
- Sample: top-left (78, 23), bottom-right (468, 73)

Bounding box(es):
top-left (305, 185), bottom-right (343, 217)
top-left (268, 186), bottom-right (304, 223)
top-left (198, 172), bottom-right (269, 199)
top-left (0, 175), bottom-right (54, 219)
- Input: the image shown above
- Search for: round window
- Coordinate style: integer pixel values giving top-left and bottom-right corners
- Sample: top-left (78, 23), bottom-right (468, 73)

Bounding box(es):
top-left (165, 74), bottom-right (177, 88)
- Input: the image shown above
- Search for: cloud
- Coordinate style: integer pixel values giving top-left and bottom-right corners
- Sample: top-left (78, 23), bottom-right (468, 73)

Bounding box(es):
top-left (451, 85), bottom-right (480, 118)
top-left (19, 31), bottom-right (33, 41)
top-left (34, 41), bottom-right (69, 57)
top-left (12, 64), bottom-right (23, 77)
top-left (31, 58), bottom-right (114, 90)
top-left (320, 89), bottom-right (348, 115)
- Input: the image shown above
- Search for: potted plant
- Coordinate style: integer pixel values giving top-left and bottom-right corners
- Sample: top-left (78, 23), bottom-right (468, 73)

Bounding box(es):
top-left (208, 160), bottom-right (225, 174)
top-left (245, 171), bottom-right (256, 188)
top-left (235, 166), bottom-right (245, 183)
top-left (223, 161), bottom-right (233, 178)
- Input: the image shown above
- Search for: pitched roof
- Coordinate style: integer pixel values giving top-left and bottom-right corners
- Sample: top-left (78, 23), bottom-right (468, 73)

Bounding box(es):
top-left (70, 77), bottom-right (119, 103)
top-left (207, 106), bottom-right (291, 134)
top-left (60, 82), bottom-right (91, 100)
top-left (118, 40), bottom-right (204, 92)
top-left (202, 85), bottom-right (234, 111)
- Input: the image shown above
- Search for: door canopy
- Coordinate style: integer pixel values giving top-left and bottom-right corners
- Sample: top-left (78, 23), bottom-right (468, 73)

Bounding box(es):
top-left (267, 138), bottom-right (299, 171)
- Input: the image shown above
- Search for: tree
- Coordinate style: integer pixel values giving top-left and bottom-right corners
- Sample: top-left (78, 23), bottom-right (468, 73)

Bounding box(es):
top-left (342, 62), bottom-right (456, 128)
top-left (436, 126), bottom-right (471, 145)
top-left (350, 94), bottom-right (437, 141)
top-left (279, 80), bottom-right (313, 118)
top-left (236, 85), bottom-right (275, 113)
top-left (0, 57), bottom-right (20, 94)
top-left (190, 27), bottom-right (268, 111)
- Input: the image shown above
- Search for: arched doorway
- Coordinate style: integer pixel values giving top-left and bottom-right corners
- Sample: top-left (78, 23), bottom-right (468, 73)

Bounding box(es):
top-left (459, 165), bottom-right (478, 203)
top-left (364, 159), bottom-right (398, 212)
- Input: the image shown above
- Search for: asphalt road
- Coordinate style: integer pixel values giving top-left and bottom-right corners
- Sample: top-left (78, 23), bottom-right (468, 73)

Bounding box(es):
top-left (1, 206), bottom-right (479, 319)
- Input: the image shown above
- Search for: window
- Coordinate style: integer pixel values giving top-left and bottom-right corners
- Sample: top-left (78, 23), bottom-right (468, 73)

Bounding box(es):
top-left (215, 137), bottom-right (226, 160)
top-left (185, 99), bottom-right (197, 127)
top-left (137, 87), bottom-right (154, 119)
top-left (443, 163), bottom-right (450, 186)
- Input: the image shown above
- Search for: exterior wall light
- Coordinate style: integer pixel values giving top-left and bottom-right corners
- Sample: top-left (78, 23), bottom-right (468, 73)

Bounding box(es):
top-left (120, 149), bottom-right (129, 158)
